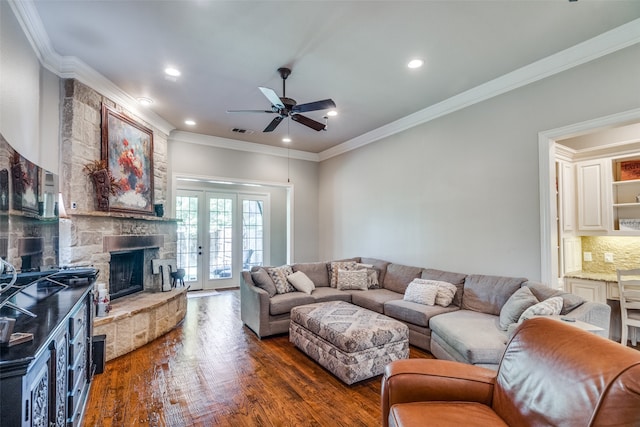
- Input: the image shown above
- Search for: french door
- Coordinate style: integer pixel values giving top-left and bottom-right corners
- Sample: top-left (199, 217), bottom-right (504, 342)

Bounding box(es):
top-left (176, 190), bottom-right (268, 290)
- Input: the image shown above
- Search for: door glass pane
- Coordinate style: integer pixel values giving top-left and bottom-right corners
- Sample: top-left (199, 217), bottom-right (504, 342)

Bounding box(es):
top-left (243, 199), bottom-right (263, 269)
top-left (210, 197), bottom-right (233, 279)
top-left (176, 195), bottom-right (199, 281)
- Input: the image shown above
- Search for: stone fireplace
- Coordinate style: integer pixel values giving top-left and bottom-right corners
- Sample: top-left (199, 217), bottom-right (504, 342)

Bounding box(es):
top-left (58, 79), bottom-right (185, 362)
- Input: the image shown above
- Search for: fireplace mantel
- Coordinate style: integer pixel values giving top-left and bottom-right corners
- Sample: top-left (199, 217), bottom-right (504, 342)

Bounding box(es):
top-left (67, 211), bottom-right (179, 222)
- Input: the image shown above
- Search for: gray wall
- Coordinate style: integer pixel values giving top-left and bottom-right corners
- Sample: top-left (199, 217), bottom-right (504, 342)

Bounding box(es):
top-left (318, 44), bottom-right (640, 280)
top-left (0, 1), bottom-right (59, 172)
top-left (168, 136), bottom-right (319, 264)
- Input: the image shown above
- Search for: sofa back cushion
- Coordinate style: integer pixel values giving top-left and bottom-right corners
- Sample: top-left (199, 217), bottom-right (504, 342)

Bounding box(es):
top-left (461, 274), bottom-right (527, 315)
top-left (360, 258), bottom-right (391, 285)
top-left (383, 264), bottom-right (422, 294)
top-left (421, 268), bottom-right (467, 307)
top-left (293, 262), bottom-right (331, 287)
top-left (524, 281), bottom-right (585, 315)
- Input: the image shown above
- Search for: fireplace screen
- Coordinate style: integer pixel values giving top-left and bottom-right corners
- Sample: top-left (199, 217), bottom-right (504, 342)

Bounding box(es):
top-left (109, 250), bottom-right (144, 300)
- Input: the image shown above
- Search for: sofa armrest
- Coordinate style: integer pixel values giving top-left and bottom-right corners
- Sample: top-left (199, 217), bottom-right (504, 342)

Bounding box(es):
top-left (381, 359), bottom-right (496, 427)
top-left (565, 301), bottom-right (611, 338)
top-left (240, 271), bottom-right (271, 338)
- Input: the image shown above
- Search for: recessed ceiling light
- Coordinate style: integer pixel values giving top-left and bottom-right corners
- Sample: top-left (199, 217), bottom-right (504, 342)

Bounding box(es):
top-left (137, 97), bottom-right (153, 106)
top-left (165, 67), bottom-right (181, 77)
top-left (407, 59), bottom-right (424, 69)
top-left (327, 110), bottom-right (338, 117)
top-left (282, 137), bottom-right (291, 143)
top-left (185, 119), bottom-right (196, 126)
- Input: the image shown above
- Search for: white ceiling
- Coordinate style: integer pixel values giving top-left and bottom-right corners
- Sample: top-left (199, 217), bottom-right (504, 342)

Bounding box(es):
top-left (25, 1), bottom-right (640, 153)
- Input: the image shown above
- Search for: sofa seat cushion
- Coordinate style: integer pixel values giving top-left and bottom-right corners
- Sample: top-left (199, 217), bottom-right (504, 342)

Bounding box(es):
top-left (293, 262), bottom-right (331, 287)
top-left (461, 275), bottom-right (528, 315)
top-left (389, 402), bottom-right (508, 427)
top-left (430, 310), bottom-right (508, 365)
top-left (384, 299), bottom-right (460, 327)
top-left (311, 286), bottom-right (352, 303)
top-left (350, 289), bottom-right (403, 313)
top-left (269, 292), bottom-right (315, 315)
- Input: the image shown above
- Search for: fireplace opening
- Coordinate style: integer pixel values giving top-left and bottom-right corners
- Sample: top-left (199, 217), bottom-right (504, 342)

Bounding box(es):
top-left (109, 250), bottom-right (144, 300)
top-left (18, 237), bottom-right (44, 272)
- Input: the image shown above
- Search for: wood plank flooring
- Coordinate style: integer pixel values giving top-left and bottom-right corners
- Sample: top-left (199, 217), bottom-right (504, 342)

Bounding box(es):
top-left (82, 290), bottom-right (433, 426)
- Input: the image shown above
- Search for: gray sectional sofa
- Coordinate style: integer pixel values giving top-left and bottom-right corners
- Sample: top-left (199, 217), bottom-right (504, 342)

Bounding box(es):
top-left (240, 257), bottom-right (611, 369)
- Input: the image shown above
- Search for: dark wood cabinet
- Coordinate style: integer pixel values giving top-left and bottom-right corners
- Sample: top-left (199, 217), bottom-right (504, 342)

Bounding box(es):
top-left (0, 282), bottom-right (94, 427)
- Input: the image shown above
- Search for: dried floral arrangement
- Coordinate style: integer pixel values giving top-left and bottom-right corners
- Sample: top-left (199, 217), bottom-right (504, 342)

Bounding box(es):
top-left (82, 159), bottom-right (121, 195)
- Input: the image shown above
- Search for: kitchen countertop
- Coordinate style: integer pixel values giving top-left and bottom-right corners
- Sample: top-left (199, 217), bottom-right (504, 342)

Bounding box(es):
top-left (564, 271), bottom-right (618, 282)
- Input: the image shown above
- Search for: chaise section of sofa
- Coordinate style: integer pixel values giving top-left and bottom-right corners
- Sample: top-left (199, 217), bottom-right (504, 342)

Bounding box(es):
top-left (429, 276), bottom-right (611, 370)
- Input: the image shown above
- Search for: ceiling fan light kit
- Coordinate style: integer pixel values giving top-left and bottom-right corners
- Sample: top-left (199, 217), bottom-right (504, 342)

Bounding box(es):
top-left (228, 67), bottom-right (336, 133)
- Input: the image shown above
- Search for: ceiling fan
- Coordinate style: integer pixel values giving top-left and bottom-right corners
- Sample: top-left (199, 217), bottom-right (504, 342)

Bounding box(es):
top-left (227, 67), bottom-right (336, 133)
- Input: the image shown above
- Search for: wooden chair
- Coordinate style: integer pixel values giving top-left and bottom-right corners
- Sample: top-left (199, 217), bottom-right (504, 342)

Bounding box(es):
top-left (616, 268), bottom-right (640, 346)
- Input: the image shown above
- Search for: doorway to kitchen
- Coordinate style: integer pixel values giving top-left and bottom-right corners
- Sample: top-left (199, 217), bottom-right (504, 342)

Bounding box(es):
top-left (539, 108), bottom-right (640, 287)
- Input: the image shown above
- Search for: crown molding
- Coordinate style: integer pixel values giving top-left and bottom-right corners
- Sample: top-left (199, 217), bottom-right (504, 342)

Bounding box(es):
top-left (9, 0), bottom-right (640, 161)
top-left (169, 131), bottom-right (320, 162)
top-left (8, 0), bottom-right (175, 136)
top-left (319, 18), bottom-right (640, 161)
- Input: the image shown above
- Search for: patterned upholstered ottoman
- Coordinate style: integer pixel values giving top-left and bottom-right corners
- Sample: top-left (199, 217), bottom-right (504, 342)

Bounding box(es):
top-left (289, 301), bottom-right (409, 384)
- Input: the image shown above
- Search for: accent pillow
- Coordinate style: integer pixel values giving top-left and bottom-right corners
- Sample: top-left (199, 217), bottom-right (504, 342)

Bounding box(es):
top-left (356, 263), bottom-right (380, 289)
top-left (518, 296), bottom-right (564, 322)
top-left (336, 269), bottom-right (368, 291)
top-left (287, 271), bottom-right (315, 295)
top-left (328, 261), bottom-right (358, 288)
top-left (499, 286), bottom-right (539, 330)
top-left (433, 281), bottom-right (458, 307)
top-left (403, 281), bottom-right (438, 305)
top-left (408, 279), bottom-right (457, 307)
top-left (267, 265), bottom-right (295, 294)
top-left (251, 268), bottom-right (277, 297)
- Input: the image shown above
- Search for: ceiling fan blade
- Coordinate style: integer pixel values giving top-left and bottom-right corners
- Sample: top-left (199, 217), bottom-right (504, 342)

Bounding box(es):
top-left (263, 115), bottom-right (284, 132)
top-left (291, 114), bottom-right (326, 131)
top-left (259, 87), bottom-right (285, 110)
top-left (227, 109), bottom-right (275, 113)
top-left (292, 99), bottom-right (336, 113)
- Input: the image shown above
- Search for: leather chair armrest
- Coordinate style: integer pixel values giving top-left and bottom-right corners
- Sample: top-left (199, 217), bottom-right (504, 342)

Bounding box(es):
top-left (381, 359), bottom-right (497, 427)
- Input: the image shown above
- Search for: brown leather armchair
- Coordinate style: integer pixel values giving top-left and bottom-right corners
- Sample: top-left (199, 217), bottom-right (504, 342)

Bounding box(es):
top-left (381, 317), bottom-right (640, 427)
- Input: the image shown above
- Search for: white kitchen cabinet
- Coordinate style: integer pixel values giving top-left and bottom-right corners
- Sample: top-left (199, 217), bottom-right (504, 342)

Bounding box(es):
top-left (576, 159), bottom-right (610, 232)
top-left (565, 277), bottom-right (607, 304)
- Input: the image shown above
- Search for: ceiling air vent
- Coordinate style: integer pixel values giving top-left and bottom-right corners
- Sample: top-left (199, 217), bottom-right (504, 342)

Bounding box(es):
top-left (231, 128), bottom-right (255, 135)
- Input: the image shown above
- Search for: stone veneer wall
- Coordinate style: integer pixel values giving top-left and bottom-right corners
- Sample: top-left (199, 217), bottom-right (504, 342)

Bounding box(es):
top-left (59, 213), bottom-right (177, 288)
top-left (58, 79), bottom-right (175, 281)
top-left (60, 79), bottom-right (168, 217)
top-left (58, 79), bottom-right (184, 360)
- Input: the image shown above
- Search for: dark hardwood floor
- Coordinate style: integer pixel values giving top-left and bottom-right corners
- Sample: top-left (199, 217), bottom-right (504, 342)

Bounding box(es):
top-left (82, 290), bottom-right (433, 426)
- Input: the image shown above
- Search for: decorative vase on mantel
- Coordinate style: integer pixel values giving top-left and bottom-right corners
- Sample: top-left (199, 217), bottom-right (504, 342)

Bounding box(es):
top-left (91, 169), bottom-right (111, 212)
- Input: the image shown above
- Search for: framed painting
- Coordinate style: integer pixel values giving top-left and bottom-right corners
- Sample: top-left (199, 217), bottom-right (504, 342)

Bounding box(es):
top-left (10, 152), bottom-right (39, 214)
top-left (101, 104), bottom-right (154, 215)
top-left (618, 160), bottom-right (640, 181)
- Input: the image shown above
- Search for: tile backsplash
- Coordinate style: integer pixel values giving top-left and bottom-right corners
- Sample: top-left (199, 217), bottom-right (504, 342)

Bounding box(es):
top-left (581, 236), bottom-right (640, 274)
